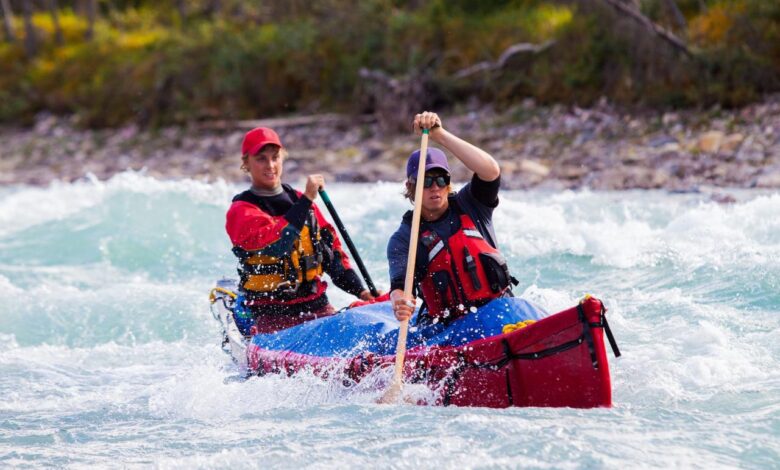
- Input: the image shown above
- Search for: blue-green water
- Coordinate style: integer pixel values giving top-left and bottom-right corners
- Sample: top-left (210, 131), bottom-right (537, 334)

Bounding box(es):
top-left (1, 172), bottom-right (778, 468)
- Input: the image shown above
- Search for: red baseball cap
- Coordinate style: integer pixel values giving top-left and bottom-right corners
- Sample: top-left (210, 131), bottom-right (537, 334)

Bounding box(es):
top-left (241, 127), bottom-right (283, 156)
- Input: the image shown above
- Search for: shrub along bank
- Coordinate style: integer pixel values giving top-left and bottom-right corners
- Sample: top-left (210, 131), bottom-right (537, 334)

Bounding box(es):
top-left (0, 0), bottom-right (778, 128)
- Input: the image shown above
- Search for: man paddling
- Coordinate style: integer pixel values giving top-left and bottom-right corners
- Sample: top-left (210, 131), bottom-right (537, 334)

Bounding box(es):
top-left (226, 127), bottom-right (377, 335)
top-left (388, 112), bottom-right (516, 324)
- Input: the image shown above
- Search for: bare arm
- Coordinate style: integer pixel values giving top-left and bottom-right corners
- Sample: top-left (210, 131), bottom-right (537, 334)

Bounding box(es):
top-left (413, 111), bottom-right (500, 182)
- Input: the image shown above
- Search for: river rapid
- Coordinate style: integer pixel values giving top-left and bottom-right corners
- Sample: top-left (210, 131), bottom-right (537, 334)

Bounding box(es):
top-left (1, 173), bottom-right (778, 469)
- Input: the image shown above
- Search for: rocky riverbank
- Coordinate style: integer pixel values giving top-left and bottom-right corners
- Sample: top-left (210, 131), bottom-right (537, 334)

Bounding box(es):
top-left (2, 97), bottom-right (780, 191)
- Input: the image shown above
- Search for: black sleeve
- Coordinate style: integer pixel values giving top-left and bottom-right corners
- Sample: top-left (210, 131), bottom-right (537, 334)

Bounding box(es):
top-left (468, 173), bottom-right (500, 208)
top-left (387, 227), bottom-right (409, 292)
top-left (331, 267), bottom-right (366, 297)
top-left (387, 225), bottom-right (426, 293)
top-left (320, 226), bottom-right (366, 297)
top-left (283, 196), bottom-right (313, 231)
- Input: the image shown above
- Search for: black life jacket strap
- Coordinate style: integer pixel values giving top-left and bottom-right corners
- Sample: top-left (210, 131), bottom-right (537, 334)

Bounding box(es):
top-left (242, 263), bottom-right (285, 275)
top-left (412, 299), bottom-right (431, 327)
top-left (462, 246), bottom-right (482, 290)
top-left (232, 245), bottom-right (253, 261)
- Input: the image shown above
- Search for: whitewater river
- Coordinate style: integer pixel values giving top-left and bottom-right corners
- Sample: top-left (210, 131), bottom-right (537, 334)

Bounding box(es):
top-left (1, 173), bottom-right (778, 468)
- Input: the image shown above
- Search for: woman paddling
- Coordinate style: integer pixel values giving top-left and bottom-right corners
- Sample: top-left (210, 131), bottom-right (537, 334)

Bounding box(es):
top-left (226, 127), bottom-right (377, 334)
top-left (387, 112), bottom-right (517, 325)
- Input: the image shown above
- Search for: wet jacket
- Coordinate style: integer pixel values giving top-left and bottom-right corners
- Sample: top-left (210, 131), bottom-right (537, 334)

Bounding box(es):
top-left (226, 184), bottom-right (364, 315)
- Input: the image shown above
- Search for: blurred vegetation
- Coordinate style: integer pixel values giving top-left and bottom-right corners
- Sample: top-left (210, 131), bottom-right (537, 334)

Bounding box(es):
top-left (0, 0), bottom-right (778, 128)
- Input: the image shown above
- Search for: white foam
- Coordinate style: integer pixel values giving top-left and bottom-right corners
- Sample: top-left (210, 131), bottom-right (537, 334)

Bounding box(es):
top-left (0, 332), bottom-right (18, 351)
top-left (611, 290), bottom-right (774, 404)
top-left (1, 181), bottom-right (778, 469)
top-left (0, 180), bottom-right (107, 236)
top-left (519, 284), bottom-right (575, 313)
top-left (497, 190), bottom-right (780, 270)
top-left (0, 340), bottom-right (206, 413)
top-left (0, 171), bottom-right (238, 237)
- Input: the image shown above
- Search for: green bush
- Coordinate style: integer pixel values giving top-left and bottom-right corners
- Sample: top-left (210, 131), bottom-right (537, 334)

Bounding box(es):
top-left (0, 1), bottom-right (778, 127)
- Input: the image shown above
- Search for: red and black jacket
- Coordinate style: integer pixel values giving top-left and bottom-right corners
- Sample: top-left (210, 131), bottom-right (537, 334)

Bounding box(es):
top-left (226, 185), bottom-right (363, 313)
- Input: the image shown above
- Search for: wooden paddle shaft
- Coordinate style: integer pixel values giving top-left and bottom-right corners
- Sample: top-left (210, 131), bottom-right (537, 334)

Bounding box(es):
top-left (391, 129), bottom-right (430, 386)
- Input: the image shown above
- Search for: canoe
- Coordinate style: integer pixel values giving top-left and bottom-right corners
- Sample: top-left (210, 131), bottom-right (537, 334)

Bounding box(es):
top-left (210, 280), bottom-right (620, 408)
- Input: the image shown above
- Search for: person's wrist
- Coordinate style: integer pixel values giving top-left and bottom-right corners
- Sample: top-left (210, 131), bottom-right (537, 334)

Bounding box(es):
top-left (390, 289), bottom-right (402, 301)
top-left (429, 125), bottom-right (445, 142)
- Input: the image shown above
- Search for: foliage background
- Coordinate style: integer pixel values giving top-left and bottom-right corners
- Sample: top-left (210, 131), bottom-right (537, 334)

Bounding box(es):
top-left (0, 0), bottom-right (778, 128)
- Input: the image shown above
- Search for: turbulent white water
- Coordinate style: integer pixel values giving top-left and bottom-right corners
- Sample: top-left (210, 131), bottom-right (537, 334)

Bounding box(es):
top-left (1, 172), bottom-right (778, 468)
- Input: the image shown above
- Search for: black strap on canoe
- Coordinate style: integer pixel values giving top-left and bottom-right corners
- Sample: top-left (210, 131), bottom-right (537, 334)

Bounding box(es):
top-left (505, 368), bottom-right (514, 407)
top-left (441, 352), bottom-right (467, 406)
top-left (471, 303), bottom-right (619, 373)
top-left (577, 303), bottom-right (599, 369)
top-left (439, 337), bottom-right (587, 406)
top-left (254, 356), bottom-right (267, 377)
top-left (602, 314), bottom-right (621, 358)
top-left (502, 340), bottom-right (514, 406)
top-left (586, 302), bottom-right (621, 358)
top-left (473, 336), bottom-right (585, 371)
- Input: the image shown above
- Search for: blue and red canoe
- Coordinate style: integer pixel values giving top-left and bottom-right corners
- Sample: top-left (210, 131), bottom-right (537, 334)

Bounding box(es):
top-left (211, 284), bottom-right (620, 408)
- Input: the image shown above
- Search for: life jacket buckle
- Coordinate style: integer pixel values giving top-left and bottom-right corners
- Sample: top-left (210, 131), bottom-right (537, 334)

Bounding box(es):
top-left (463, 247), bottom-right (482, 290)
top-left (275, 280), bottom-right (296, 292)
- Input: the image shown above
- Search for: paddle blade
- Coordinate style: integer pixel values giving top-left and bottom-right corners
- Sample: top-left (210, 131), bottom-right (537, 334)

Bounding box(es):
top-left (377, 381), bottom-right (403, 404)
top-left (377, 381), bottom-right (422, 405)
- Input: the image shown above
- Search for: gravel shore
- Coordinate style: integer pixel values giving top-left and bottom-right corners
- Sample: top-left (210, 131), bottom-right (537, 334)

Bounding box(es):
top-left (2, 97), bottom-right (779, 192)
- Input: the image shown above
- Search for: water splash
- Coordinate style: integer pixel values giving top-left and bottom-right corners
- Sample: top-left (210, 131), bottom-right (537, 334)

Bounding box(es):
top-left (1, 174), bottom-right (778, 468)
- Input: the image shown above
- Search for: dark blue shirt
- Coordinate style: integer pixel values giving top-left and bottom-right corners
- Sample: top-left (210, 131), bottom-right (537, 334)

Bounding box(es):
top-left (386, 174), bottom-right (500, 292)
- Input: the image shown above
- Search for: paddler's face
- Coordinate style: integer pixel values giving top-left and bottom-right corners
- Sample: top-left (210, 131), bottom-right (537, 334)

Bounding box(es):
top-left (420, 171), bottom-right (450, 216)
top-left (248, 145), bottom-right (283, 189)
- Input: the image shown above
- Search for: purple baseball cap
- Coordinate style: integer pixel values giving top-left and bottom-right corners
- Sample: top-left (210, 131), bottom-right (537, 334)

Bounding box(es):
top-left (406, 147), bottom-right (449, 178)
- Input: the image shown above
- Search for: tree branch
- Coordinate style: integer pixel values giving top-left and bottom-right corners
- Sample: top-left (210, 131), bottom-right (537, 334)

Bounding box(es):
top-left (600, 0), bottom-right (691, 57)
top-left (0, 0), bottom-right (14, 43)
top-left (663, 0), bottom-right (687, 31)
top-left (453, 40), bottom-right (556, 80)
top-left (21, 0), bottom-right (38, 56)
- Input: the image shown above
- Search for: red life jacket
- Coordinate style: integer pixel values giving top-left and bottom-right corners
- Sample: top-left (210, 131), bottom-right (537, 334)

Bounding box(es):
top-left (418, 209), bottom-right (514, 322)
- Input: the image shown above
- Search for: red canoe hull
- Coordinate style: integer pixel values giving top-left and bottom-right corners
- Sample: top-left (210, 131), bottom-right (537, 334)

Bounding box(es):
top-left (247, 297), bottom-right (614, 408)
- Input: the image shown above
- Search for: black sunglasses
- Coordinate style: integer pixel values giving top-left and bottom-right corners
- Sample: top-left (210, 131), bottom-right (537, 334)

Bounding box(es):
top-left (412, 174), bottom-right (450, 188)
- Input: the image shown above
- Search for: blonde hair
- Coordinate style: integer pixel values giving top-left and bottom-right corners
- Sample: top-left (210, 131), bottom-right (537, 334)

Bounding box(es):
top-left (241, 146), bottom-right (288, 172)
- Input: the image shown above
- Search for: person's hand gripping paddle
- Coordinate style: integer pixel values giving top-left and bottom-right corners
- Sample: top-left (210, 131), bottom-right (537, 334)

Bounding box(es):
top-left (378, 128), bottom-right (430, 404)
